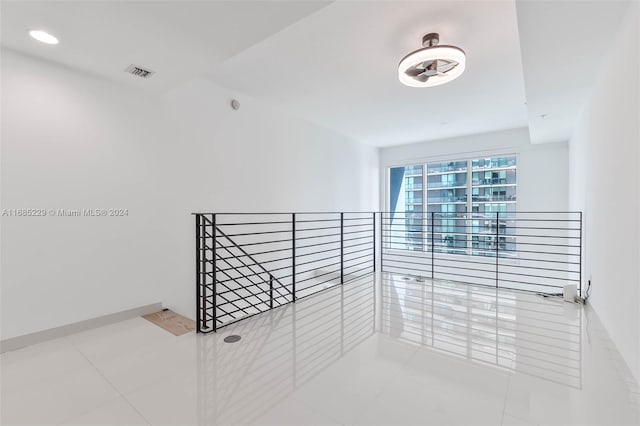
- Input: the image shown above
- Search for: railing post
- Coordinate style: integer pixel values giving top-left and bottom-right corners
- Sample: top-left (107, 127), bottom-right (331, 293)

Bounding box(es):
top-left (379, 213), bottom-right (384, 273)
top-left (431, 212), bottom-right (435, 280)
top-left (340, 212), bottom-right (344, 284)
top-left (495, 211), bottom-right (499, 288)
top-left (292, 213), bottom-right (296, 302)
top-left (372, 212), bottom-right (376, 272)
top-left (579, 211), bottom-right (583, 298)
top-left (195, 214), bottom-right (202, 333)
top-left (269, 274), bottom-right (274, 309)
top-left (212, 213), bottom-right (217, 332)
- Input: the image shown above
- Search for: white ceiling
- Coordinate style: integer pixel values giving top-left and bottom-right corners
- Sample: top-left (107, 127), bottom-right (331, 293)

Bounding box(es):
top-left (0, 1), bottom-right (331, 92)
top-left (1, 1), bottom-right (628, 147)
top-left (208, 1), bottom-right (529, 147)
top-left (516, 0), bottom-right (630, 144)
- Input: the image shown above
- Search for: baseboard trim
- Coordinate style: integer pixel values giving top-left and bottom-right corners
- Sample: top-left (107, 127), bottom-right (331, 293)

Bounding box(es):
top-left (0, 302), bottom-right (163, 354)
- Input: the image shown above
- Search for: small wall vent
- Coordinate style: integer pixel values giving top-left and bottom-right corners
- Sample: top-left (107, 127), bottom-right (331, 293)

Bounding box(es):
top-left (124, 64), bottom-right (155, 79)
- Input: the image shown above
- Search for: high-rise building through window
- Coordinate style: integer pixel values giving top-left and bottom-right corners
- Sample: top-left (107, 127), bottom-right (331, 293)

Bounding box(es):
top-left (388, 155), bottom-right (517, 256)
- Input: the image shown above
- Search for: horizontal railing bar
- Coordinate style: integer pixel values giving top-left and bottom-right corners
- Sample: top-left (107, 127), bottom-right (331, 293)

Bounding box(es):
top-left (219, 291), bottom-right (291, 315)
top-left (381, 234), bottom-right (581, 247)
top-left (344, 241), bottom-right (374, 250)
top-left (216, 246), bottom-right (291, 260)
top-left (216, 296), bottom-right (269, 316)
top-left (295, 246), bottom-right (341, 258)
top-left (216, 238), bottom-right (292, 249)
top-left (215, 266), bottom-right (287, 283)
top-left (214, 278), bottom-right (289, 302)
top-left (381, 253), bottom-right (579, 272)
top-left (382, 229), bottom-right (580, 239)
top-left (381, 217), bottom-right (582, 223)
top-left (215, 275), bottom-right (288, 298)
top-left (343, 223), bottom-right (374, 228)
top-left (218, 297), bottom-right (290, 319)
top-left (343, 229), bottom-right (373, 236)
top-left (219, 229), bottom-right (292, 238)
top-left (343, 235), bottom-right (374, 243)
top-left (290, 232), bottom-right (341, 241)
top-left (296, 259), bottom-right (343, 276)
top-left (381, 227), bottom-right (582, 235)
top-left (296, 225), bottom-right (341, 232)
top-left (216, 256), bottom-right (292, 273)
top-left (194, 211), bottom-right (377, 215)
top-left (216, 295), bottom-right (271, 316)
top-left (296, 239), bottom-right (342, 250)
top-left (382, 243), bottom-right (581, 256)
top-left (296, 253), bottom-right (341, 267)
top-left (295, 218), bottom-right (340, 224)
top-left (378, 210), bottom-right (582, 214)
top-left (215, 220), bottom-right (291, 226)
top-left (344, 247), bottom-right (373, 257)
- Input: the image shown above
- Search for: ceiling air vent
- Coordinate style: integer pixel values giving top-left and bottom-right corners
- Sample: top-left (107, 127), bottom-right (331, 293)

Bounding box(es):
top-left (124, 64), bottom-right (155, 79)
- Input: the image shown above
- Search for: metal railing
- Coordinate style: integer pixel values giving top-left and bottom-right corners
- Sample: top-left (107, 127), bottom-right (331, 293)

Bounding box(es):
top-left (381, 211), bottom-right (582, 296)
top-left (195, 210), bottom-right (583, 333)
top-left (194, 212), bottom-right (376, 333)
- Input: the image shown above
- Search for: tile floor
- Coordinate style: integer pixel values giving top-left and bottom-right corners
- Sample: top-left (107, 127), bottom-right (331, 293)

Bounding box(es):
top-left (2, 273), bottom-right (639, 425)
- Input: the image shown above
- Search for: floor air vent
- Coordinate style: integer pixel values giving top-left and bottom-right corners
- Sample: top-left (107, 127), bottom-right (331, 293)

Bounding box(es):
top-left (124, 64), bottom-right (155, 79)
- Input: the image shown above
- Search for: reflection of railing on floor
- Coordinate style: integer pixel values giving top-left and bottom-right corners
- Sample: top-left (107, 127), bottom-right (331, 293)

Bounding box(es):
top-left (380, 274), bottom-right (582, 389)
top-left (197, 276), bottom-right (376, 425)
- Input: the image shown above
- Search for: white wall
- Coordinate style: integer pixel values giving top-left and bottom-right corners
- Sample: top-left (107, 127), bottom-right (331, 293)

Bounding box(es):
top-left (1, 49), bottom-right (168, 340)
top-left (379, 127), bottom-right (569, 212)
top-left (568, 2), bottom-right (640, 380)
top-left (1, 49), bottom-right (378, 340)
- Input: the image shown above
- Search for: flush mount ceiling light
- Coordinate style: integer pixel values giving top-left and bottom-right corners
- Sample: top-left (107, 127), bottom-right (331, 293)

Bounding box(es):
top-left (29, 30), bottom-right (59, 45)
top-left (398, 33), bottom-right (465, 88)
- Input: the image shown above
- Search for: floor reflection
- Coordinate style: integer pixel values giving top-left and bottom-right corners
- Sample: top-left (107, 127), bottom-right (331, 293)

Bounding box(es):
top-left (380, 274), bottom-right (582, 388)
top-left (197, 276), bottom-right (376, 425)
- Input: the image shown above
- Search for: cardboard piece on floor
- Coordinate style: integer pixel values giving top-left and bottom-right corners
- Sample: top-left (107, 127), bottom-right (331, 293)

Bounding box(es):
top-left (142, 309), bottom-right (195, 336)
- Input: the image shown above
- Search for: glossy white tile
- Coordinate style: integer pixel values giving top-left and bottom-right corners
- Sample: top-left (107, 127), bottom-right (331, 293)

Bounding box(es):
top-left (2, 273), bottom-right (639, 426)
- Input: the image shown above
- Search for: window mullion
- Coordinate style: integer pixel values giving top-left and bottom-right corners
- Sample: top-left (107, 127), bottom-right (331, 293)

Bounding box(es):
top-left (423, 163), bottom-right (428, 253)
top-left (467, 159), bottom-right (472, 256)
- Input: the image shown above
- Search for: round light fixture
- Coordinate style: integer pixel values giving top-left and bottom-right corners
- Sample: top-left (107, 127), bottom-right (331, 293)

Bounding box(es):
top-left (398, 33), bottom-right (465, 88)
top-left (29, 30), bottom-right (59, 45)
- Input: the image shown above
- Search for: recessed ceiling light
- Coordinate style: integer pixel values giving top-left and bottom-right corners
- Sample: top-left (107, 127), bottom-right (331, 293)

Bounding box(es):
top-left (29, 30), bottom-right (59, 45)
top-left (398, 33), bottom-right (465, 88)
